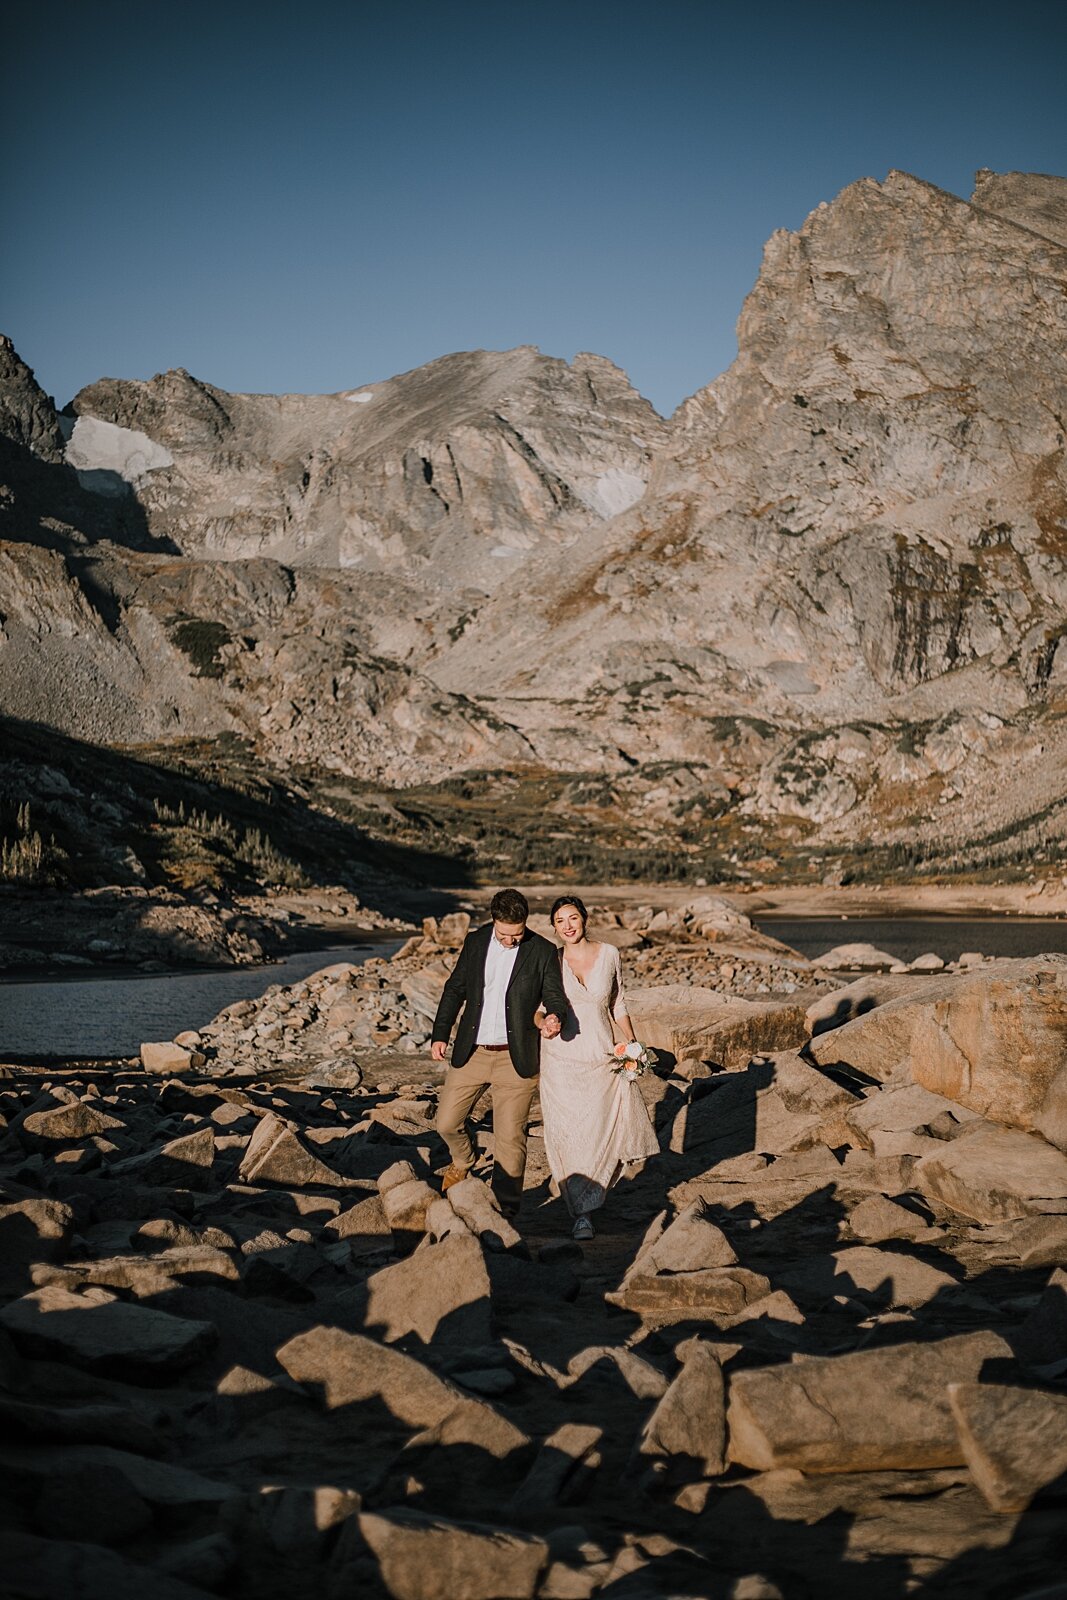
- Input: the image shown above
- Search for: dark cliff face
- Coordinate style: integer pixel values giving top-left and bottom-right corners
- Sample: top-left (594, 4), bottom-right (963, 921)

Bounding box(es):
top-left (0, 337), bottom-right (66, 464)
top-left (1, 168), bottom-right (1067, 871)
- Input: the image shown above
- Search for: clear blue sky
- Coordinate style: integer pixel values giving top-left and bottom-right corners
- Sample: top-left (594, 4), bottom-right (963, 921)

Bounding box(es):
top-left (4, 0), bottom-right (1066, 417)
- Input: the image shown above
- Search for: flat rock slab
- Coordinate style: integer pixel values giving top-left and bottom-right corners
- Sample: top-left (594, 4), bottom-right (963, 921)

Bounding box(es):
top-left (507, 1422), bottom-right (603, 1513)
top-left (623, 1200), bottom-right (738, 1281)
top-left (123, 1126), bottom-right (218, 1188)
top-left (40, 1245), bottom-right (239, 1298)
top-left (671, 1074), bottom-right (824, 1159)
top-left (238, 1112), bottom-right (351, 1188)
top-left (726, 1329), bottom-right (1011, 1473)
top-left (827, 1245), bottom-right (959, 1309)
top-left (362, 1233), bottom-right (492, 1349)
top-left (904, 957), bottom-right (1067, 1141)
top-left (445, 1177), bottom-right (523, 1252)
top-left (915, 1122), bottom-right (1067, 1222)
top-left (325, 1192), bottom-right (390, 1246)
top-left (276, 1324), bottom-right (526, 1456)
top-left (845, 1082), bottom-right (981, 1149)
top-left (2, 1441), bottom-right (234, 1506)
top-left (0, 1393), bottom-right (159, 1454)
top-left (627, 986), bottom-right (808, 1068)
top-left (1012, 1266), bottom-right (1067, 1367)
top-left (639, 1340), bottom-right (726, 1475)
top-left (359, 1508), bottom-right (547, 1600)
top-left (1005, 1214), bottom-right (1067, 1267)
top-left (806, 975), bottom-right (923, 1036)
top-left (806, 974), bottom-right (961, 1082)
top-left (848, 1193), bottom-right (933, 1242)
top-left (0, 1197), bottom-right (74, 1290)
top-left (771, 1051), bottom-right (861, 1117)
top-left (0, 1285), bottom-right (217, 1375)
top-left (0, 1531), bottom-right (217, 1600)
top-left (16, 1100), bottom-right (125, 1150)
top-left (807, 959), bottom-right (1067, 1144)
top-left (607, 1266), bottom-right (771, 1321)
top-left (671, 1144), bottom-right (845, 1219)
top-left (777, 1244), bottom-right (955, 1311)
top-left (141, 1041), bottom-right (203, 1074)
top-left (948, 1381), bottom-right (1067, 1511)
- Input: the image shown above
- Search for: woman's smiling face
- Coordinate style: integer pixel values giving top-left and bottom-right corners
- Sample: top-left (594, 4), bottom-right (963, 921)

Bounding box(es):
top-left (553, 904), bottom-right (585, 944)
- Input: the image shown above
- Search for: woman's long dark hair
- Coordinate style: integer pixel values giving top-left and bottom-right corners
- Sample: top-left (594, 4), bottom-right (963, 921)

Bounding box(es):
top-left (549, 895), bottom-right (588, 932)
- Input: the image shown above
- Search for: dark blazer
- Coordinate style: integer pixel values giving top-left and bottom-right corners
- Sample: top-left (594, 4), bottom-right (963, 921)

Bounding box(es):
top-left (431, 923), bottom-right (570, 1079)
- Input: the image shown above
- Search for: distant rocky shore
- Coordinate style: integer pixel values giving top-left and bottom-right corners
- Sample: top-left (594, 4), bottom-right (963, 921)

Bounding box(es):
top-left (0, 884), bottom-right (409, 977)
top-left (1, 898), bottom-right (1066, 1593)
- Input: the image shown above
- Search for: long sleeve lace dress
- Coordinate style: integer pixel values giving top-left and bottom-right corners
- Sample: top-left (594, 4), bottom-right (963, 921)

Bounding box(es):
top-left (538, 943), bottom-right (659, 1218)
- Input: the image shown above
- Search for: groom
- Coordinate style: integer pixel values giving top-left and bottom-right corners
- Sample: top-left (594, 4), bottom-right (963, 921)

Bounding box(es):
top-left (431, 888), bottom-right (568, 1218)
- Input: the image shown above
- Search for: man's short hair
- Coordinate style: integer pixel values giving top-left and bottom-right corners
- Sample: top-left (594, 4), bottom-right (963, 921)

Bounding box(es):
top-left (490, 888), bottom-right (529, 924)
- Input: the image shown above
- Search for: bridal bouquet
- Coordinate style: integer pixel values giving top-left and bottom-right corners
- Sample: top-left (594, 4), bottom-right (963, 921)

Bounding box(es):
top-left (612, 1039), bottom-right (659, 1078)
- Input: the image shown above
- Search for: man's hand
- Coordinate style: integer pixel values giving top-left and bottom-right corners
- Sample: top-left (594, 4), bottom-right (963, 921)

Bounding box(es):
top-left (540, 1013), bottom-right (562, 1039)
top-left (431, 1041), bottom-right (448, 1062)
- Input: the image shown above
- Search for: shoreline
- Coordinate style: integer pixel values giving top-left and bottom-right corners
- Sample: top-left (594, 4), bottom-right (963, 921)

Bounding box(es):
top-left (479, 880), bottom-right (1067, 920)
top-left (0, 918), bottom-right (397, 985)
top-left (5, 883), bottom-right (1065, 986)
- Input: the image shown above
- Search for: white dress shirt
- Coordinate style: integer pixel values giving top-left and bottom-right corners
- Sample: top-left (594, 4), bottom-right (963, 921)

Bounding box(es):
top-left (476, 934), bottom-right (520, 1045)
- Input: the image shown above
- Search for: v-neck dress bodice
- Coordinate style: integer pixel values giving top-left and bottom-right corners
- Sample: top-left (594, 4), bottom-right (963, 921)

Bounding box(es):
top-left (539, 942), bottom-right (659, 1216)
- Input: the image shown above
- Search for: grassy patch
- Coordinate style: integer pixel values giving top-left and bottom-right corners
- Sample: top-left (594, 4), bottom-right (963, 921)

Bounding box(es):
top-left (168, 618), bottom-right (233, 678)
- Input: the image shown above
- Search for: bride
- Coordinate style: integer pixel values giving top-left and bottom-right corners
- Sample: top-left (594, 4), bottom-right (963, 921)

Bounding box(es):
top-left (537, 896), bottom-right (659, 1240)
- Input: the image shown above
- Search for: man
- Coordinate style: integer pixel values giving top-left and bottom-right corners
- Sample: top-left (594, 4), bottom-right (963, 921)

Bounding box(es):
top-left (432, 888), bottom-right (568, 1218)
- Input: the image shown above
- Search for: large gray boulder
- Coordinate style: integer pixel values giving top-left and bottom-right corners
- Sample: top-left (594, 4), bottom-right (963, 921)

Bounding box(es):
top-left (238, 1112), bottom-right (351, 1189)
top-left (948, 1382), bottom-right (1067, 1512)
top-left (628, 986), bottom-right (808, 1067)
top-left (276, 1325), bottom-right (526, 1456)
top-left (726, 1330), bottom-right (1011, 1472)
top-left (0, 1285), bottom-right (217, 1375)
top-left (915, 1122), bottom-right (1067, 1222)
top-left (358, 1508), bottom-right (547, 1600)
top-left (0, 1198), bottom-right (74, 1293)
top-left (638, 1340), bottom-right (727, 1475)
top-left (361, 1233), bottom-right (492, 1351)
top-left (808, 960), bottom-right (1067, 1152)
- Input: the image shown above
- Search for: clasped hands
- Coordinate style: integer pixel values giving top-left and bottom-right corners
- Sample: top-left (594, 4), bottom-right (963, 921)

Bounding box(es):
top-left (430, 1012), bottom-right (560, 1060)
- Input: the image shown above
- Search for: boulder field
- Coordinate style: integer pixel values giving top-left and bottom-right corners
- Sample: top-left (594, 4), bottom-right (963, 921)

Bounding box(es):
top-left (1, 950), bottom-right (1066, 1597)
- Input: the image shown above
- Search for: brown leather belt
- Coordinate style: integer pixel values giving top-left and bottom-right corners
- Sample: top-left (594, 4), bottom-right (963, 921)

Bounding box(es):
top-left (478, 1044), bottom-right (510, 1051)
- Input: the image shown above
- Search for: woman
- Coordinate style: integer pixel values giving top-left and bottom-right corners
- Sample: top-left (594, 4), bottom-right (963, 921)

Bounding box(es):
top-left (537, 896), bottom-right (659, 1239)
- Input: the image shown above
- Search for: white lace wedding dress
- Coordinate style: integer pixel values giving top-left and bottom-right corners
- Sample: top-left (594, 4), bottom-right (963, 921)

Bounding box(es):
top-left (539, 943), bottom-right (659, 1217)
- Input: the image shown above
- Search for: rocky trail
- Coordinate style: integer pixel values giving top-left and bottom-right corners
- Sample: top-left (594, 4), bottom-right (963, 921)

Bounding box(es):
top-left (2, 928), bottom-right (1066, 1597)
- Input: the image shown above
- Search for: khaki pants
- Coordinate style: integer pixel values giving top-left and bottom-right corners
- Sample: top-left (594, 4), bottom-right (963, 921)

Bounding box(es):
top-left (436, 1046), bottom-right (537, 1214)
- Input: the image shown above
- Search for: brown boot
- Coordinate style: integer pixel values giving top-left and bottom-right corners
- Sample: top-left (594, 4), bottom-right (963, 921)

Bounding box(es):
top-left (441, 1164), bottom-right (469, 1193)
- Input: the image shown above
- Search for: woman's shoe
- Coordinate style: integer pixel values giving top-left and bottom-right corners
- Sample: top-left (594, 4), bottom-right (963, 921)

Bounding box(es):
top-left (572, 1215), bottom-right (595, 1241)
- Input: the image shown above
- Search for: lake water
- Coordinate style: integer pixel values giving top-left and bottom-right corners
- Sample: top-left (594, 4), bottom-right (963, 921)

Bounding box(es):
top-left (0, 942), bottom-right (402, 1060)
top-left (2, 918), bottom-right (1066, 1060)
top-left (764, 915), bottom-right (1067, 965)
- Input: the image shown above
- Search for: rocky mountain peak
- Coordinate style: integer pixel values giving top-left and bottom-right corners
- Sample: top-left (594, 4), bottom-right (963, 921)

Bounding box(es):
top-left (63, 344), bottom-right (666, 585)
top-left (0, 336), bottom-right (66, 465)
top-left (1, 166), bottom-right (1065, 874)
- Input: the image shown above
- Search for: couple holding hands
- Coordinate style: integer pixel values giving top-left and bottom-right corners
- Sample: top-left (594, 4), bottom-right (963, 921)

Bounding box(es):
top-left (430, 889), bottom-right (658, 1240)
